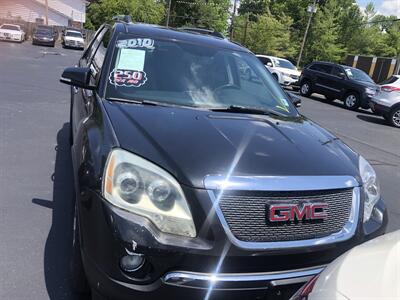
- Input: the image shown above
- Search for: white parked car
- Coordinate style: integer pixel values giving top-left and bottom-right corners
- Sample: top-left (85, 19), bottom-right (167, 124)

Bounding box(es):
top-left (369, 75), bottom-right (400, 128)
top-left (0, 24), bottom-right (25, 43)
top-left (62, 30), bottom-right (85, 50)
top-left (291, 230), bottom-right (400, 300)
top-left (256, 55), bottom-right (301, 89)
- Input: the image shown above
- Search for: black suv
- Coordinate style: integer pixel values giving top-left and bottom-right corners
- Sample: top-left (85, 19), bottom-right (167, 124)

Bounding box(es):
top-left (59, 20), bottom-right (387, 300)
top-left (299, 61), bottom-right (378, 110)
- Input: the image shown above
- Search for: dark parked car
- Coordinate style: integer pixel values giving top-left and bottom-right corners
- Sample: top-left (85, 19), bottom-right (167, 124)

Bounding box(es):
top-left (299, 62), bottom-right (378, 110)
top-left (36, 25), bottom-right (58, 40)
top-left (32, 28), bottom-right (55, 47)
top-left (59, 20), bottom-right (387, 300)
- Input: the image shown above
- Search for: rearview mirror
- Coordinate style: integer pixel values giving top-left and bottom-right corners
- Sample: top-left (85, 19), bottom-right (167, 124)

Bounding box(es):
top-left (60, 67), bottom-right (96, 90)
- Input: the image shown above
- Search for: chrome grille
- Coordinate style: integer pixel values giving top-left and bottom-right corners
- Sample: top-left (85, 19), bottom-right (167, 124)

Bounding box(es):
top-left (218, 189), bottom-right (353, 242)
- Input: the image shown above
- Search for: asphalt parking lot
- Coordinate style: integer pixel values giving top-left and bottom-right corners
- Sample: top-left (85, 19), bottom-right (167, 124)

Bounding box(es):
top-left (0, 41), bottom-right (399, 300)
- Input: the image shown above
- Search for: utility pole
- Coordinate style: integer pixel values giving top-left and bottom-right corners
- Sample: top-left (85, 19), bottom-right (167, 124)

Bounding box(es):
top-left (242, 14), bottom-right (249, 45)
top-left (297, 0), bottom-right (317, 68)
top-left (230, 0), bottom-right (238, 40)
top-left (166, 0), bottom-right (172, 27)
top-left (45, 0), bottom-right (49, 25)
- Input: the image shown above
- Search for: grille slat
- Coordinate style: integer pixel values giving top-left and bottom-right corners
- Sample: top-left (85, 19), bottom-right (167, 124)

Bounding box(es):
top-left (218, 189), bottom-right (353, 242)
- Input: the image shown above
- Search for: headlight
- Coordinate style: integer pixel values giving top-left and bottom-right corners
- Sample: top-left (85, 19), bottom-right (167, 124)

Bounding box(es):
top-left (103, 149), bottom-right (196, 237)
top-left (365, 87), bottom-right (376, 96)
top-left (282, 72), bottom-right (291, 77)
top-left (359, 156), bottom-right (380, 222)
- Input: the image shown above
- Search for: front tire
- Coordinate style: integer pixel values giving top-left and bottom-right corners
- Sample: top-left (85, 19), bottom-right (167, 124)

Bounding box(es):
top-left (300, 81), bottom-right (312, 97)
top-left (388, 107), bottom-right (400, 128)
top-left (70, 203), bottom-right (90, 294)
top-left (343, 92), bottom-right (360, 110)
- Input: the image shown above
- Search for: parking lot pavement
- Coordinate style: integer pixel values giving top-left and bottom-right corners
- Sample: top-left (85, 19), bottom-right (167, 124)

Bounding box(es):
top-left (0, 40), bottom-right (399, 300)
top-left (296, 94), bottom-right (400, 232)
top-left (0, 41), bottom-right (83, 300)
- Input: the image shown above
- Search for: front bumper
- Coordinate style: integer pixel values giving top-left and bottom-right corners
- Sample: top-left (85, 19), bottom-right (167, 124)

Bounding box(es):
top-left (369, 99), bottom-right (392, 116)
top-left (64, 40), bottom-right (84, 49)
top-left (33, 38), bottom-right (54, 46)
top-left (0, 35), bottom-right (22, 42)
top-left (280, 75), bottom-right (299, 87)
top-left (78, 186), bottom-right (387, 300)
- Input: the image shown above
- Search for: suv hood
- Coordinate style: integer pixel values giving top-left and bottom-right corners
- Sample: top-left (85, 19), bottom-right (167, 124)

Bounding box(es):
top-left (104, 101), bottom-right (360, 188)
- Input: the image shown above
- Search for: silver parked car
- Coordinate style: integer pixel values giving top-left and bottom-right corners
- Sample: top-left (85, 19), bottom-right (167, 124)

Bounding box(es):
top-left (369, 75), bottom-right (400, 128)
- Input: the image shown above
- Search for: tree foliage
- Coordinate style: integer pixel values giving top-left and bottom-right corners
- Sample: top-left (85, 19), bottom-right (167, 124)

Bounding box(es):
top-left (167, 0), bottom-right (231, 33)
top-left (85, 0), bottom-right (165, 30)
top-left (85, 0), bottom-right (400, 66)
top-left (233, 0), bottom-right (400, 65)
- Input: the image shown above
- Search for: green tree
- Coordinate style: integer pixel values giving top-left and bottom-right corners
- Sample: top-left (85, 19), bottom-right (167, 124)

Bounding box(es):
top-left (85, 0), bottom-right (165, 30)
top-left (233, 13), bottom-right (296, 59)
top-left (238, 0), bottom-right (269, 21)
top-left (303, 0), bottom-right (345, 64)
top-left (168, 0), bottom-right (230, 33)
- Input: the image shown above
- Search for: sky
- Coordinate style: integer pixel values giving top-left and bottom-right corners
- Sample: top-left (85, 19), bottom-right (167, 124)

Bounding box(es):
top-left (356, 0), bottom-right (400, 17)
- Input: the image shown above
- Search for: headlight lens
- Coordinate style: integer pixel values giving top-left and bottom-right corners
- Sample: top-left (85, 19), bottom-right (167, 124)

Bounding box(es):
top-left (365, 87), bottom-right (376, 96)
top-left (103, 149), bottom-right (196, 237)
top-left (282, 72), bottom-right (291, 77)
top-left (359, 156), bottom-right (380, 222)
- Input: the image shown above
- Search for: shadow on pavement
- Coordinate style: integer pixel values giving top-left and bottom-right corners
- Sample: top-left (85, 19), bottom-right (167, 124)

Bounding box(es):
top-left (32, 123), bottom-right (88, 300)
top-left (356, 114), bottom-right (391, 127)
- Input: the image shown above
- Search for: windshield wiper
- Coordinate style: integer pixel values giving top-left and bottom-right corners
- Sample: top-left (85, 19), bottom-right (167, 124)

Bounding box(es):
top-left (107, 97), bottom-right (164, 106)
top-left (210, 105), bottom-right (283, 116)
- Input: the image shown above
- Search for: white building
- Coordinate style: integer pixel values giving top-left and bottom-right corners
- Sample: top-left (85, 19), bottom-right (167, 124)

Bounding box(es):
top-left (0, 0), bottom-right (87, 27)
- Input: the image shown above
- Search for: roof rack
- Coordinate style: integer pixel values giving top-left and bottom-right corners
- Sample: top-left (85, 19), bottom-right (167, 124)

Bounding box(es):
top-left (178, 27), bottom-right (225, 39)
top-left (112, 15), bottom-right (133, 23)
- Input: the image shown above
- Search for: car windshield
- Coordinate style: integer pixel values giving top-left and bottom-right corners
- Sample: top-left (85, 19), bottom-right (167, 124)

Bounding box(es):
top-left (344, 67), bottom-right (374, 83)
top-left (1, 25), bottom-right (19, 31)
top-left (275, 59), bottom-right (296, 70)
top-left (106, 35), bottom-right (297, 116)
top-left (36, 30), bottom-right (51, 35)
top-left (66, 31), bottom-right (82, 38)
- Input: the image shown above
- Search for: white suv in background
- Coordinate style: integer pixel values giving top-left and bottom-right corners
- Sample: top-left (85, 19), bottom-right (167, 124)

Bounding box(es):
top-left (256, 55), bottom-right (301, 89)
top-left (62, 30), bottom-right (85, 50)
top-left (0, 24), bottom-right (25, 43)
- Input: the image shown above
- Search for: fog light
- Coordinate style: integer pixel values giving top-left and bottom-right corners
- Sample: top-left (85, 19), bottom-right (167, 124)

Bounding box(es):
top-left (120, 253), bottom-right (145, 272)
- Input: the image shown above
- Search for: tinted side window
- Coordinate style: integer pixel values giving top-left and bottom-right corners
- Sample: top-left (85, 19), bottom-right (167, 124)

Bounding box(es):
top-left (309, 63), bottom-right (321, 71)
top-left (90, 29), bottom-right (111, 83)
top-left (92, 29), bottom-right (111, 71)
top-left (309, 63), bottom-right (332, 74)
top-left (258, 56), bottom-right (272, 65)
top-left (332, 66), bottom-right (344, 77)
top-left (84, 27), bottom-right (108, 62)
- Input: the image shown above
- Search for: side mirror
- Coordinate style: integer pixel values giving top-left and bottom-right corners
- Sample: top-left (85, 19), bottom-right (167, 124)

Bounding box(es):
top-left (267, 62), bottom-right (273, 67)
top-left (338, 72), bottom-right (346, 80)
top-left (60, 67), bottom-right (96, 90)
top-left (288, 92), bottom-right (302, 107)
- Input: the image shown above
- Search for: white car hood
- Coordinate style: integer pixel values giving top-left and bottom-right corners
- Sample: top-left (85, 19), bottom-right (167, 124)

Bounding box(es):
top-left (272, 67), bottom-right (301, 76)
top-left (65, 36), bottom-right (84, 42)
top-left (0, 29), bottom-right (22, 35)
top-left (310, 230), bottom-right (400, 300)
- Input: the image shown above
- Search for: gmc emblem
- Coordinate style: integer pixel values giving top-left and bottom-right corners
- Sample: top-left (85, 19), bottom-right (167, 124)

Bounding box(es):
top-left (268, 203), bottom-right (328, 222)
